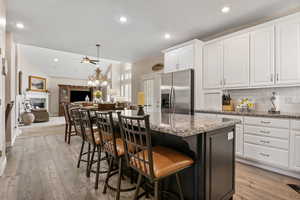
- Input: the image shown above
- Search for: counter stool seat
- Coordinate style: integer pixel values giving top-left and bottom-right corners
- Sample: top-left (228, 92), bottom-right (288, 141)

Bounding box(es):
top-left (131, 146), bottom-right (194, 178)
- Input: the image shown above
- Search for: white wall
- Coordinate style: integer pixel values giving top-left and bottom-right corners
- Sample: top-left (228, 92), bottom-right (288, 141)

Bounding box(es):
top-left (5, 32), bottom-right (18, 147)
top-left (0, 0), bottom-right (6, 176)
top-left (131, 55), bottom-right (163, 104)
top-left (48, 76), bottom-right (88, 116)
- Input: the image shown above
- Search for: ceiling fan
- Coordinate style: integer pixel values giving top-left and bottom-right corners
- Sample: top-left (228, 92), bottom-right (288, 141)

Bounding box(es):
top-left (81, 44), bottom-right (100, 65)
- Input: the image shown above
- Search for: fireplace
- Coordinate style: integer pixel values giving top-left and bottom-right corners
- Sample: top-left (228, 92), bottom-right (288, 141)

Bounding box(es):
top-left (25, 91), bottom-right (49, 111)
top-left (31, 98), bottom-right (46, 109)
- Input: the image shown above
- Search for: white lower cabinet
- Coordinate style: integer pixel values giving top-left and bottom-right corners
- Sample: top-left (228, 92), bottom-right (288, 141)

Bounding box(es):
top-left (236, 125), bottom-right (244, 157)
top-left (244, 143), bottom-right (289, 168)
top-left (290, 120), bottom-right (300, 171)
top-left (200, 112), bottom-right (300, 177)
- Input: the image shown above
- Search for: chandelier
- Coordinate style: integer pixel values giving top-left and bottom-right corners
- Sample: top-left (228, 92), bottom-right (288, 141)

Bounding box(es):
top-left (87, 68), bottom-right (108, 87)
top-left (85, 44), bottom-right (108, 87)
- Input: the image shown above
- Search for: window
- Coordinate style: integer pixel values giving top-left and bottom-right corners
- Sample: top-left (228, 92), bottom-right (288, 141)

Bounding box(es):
top-left (120, 63), bottom-right (132, 101)
top-left (143, 79), bottom-right (154, 108)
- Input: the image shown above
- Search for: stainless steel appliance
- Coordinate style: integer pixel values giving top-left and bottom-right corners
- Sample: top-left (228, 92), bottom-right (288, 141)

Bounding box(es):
top-left (161, 69), bottom-right (194, 114)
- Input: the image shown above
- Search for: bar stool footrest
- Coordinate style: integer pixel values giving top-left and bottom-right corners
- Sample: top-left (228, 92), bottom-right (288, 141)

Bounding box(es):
top-left (105, 171), bottom-right (136, 192)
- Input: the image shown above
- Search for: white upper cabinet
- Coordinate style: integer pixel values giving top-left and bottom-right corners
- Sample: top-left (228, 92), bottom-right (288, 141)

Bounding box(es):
top-left (276, 17), bottom-right (300, 85)
top-left (164, 50), bottom-right (179, 73)
top-left (163, 42), bottom-right (198, 73)
top-left (178, 44), bottom-right (194, 70)
top-left (250, 26), bottom-right (275, 86)
top-left (223, 33), bottom-right (250, 88)
top-left (203, 42), bottom-right (223, 89)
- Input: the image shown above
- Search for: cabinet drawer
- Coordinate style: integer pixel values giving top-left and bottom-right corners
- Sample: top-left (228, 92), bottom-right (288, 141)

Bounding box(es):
top-left (244, 125), bottom-right (289, 139)
top-left (217, 114), bottom-right (244, 124)
top-left (244, 117), bottom-right (289, 129)
top-left (244, 134), bottom-right (289, 150)
top-left (291, 120), bottom-right (300, 131)
top-left (244, 143), bottom-right (289, 167)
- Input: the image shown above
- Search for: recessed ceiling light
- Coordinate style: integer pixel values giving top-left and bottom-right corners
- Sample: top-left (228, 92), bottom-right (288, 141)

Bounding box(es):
top-left (54, 58), bottom-right (59, 62)
top-left (119, 16), bottom-right (127, 23)
top-left (222, 6), bottom-right (231, 13)
top-left (164, 33), bottom-right (171, 39)
top-left (16, 23), bottom-right (24, 29)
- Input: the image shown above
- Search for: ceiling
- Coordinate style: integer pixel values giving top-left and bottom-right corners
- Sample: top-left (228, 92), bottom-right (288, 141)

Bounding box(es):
top-left (7, 0), bottom-right (300, 62)
top-left (18, 44), bottom-right (119, 79)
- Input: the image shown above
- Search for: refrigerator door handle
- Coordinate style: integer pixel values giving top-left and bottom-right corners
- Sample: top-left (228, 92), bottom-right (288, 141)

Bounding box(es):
top-left (172, 87), bottom-right (176, 113)
top-left (169, 87), bottom-right (173, 110)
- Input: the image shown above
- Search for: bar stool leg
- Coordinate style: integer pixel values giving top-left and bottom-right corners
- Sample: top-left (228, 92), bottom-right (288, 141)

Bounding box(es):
top-left (86, 143), bottom-right (91, 177)
top-left (176, 173), bottom-right (184, 200)
top-left (64, 124), bottom-right (68, 142)
top-left (88, 145), bottom-right (96, 177)
top-left (154, 181), bottom-right (160, 200)
top-left (67, 124), bottom-right (72, 144)
top-left (95, 145), bottom-right (102, 189)
top-left (133, 174), bottom-right (142, 200)
top-left (103, 156), bottom-right (113, 194)
top-left (116, 158), bottom-right (123, 200)
top-left (77, 140), bottom-right (85, 168)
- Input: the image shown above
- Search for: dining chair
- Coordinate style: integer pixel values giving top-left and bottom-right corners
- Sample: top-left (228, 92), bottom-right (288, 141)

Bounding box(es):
top-left (63, 103), bottom-right (78, 144)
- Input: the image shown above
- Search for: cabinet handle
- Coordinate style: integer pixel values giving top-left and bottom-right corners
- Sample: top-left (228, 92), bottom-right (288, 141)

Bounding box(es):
top-left (276, 73), bottom-right (279, 81)
top-left (260, 121), bottom-right (271, 124)
top-left (224, 78), bottom-right (226, 85)
top-left (260, 130), bottom-right (270, 134)
top-left (259, 152), bottom-right (270, 157)
top-left (260, 140), bottom-right (270, 144)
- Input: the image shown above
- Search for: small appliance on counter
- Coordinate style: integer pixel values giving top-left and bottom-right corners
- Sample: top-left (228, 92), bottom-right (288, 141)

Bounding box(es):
top-left (222, 91), bottom-right (234, 111)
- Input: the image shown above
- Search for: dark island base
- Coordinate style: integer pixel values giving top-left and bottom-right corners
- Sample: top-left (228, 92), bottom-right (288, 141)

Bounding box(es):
top-left (151, 125), bottom-right (236, 200)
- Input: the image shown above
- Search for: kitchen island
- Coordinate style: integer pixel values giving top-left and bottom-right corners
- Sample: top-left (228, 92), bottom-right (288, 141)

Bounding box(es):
top-left (112, 111), bottom-right (240, 200)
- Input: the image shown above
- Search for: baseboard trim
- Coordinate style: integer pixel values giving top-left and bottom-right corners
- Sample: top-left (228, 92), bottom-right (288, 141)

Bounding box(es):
top-left (236, 158), bottom-right (300, 179)
top-left (0, 156), bottom-right (7, 176)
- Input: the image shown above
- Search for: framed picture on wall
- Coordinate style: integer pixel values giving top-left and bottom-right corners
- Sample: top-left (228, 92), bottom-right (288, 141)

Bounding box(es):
top-left (29, 76), bottom-right (47, 92)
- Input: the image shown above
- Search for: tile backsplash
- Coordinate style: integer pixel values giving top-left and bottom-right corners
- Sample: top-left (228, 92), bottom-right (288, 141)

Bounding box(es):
top-left (228, 87), bottom-right (300, 113)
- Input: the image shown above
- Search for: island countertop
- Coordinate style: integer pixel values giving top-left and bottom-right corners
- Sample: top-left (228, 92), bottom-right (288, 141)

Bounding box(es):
top-left (112, 110), bottom-right (240, 138)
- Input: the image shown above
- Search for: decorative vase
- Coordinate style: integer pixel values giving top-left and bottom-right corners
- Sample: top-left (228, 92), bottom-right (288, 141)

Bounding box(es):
top-left (21, 112), bottom-right (35, 125)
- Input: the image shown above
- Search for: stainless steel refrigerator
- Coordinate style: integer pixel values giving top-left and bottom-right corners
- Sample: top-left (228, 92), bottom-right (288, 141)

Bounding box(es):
top-left (160, 69), bottom-right (194, 114)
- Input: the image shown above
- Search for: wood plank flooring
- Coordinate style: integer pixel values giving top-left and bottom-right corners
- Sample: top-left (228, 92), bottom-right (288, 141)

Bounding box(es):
top-left (0, 125), bottom-right (299, 200)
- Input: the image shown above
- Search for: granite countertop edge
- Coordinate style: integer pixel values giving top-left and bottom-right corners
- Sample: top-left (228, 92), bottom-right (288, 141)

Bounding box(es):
top-left (196, 110), bottom-right (300, 119)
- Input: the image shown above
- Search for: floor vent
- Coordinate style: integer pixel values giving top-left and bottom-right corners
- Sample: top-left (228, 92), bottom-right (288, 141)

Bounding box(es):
top-left (288, 184), bottom-right (300, 194)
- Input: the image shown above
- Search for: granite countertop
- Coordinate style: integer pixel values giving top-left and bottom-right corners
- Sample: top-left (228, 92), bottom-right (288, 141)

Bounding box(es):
top-left (196, 109), bottom-right (300, 119)
top-left (111, 110), bottom-right (240, 138)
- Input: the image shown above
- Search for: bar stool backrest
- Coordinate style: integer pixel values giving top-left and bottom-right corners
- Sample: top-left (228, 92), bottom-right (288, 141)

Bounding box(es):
top-left (70, 107), bottom-right (84, 139)
top-left (63, 103), bottom-right (71, 125)
top-left (78, 109), bottom-right (98, 145)
top-left (117, 113), bottom-right (155, 179)
top-left (95, 111), bottom-right (118, 157)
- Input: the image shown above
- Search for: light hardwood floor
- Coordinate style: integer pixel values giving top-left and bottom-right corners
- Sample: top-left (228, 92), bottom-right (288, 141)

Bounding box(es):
top-left (0, 125), bottom-right (299, 200)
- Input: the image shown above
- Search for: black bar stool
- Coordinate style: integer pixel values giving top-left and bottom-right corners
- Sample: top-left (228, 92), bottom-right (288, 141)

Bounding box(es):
top-left (95, 111), bottom-right (135, 200)
top-left (70, 107), bottom-right (92, 175)
top-left (118, 113), bottom-right (194, 200)
top-left (78, 109), bottom-right (108, 189)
